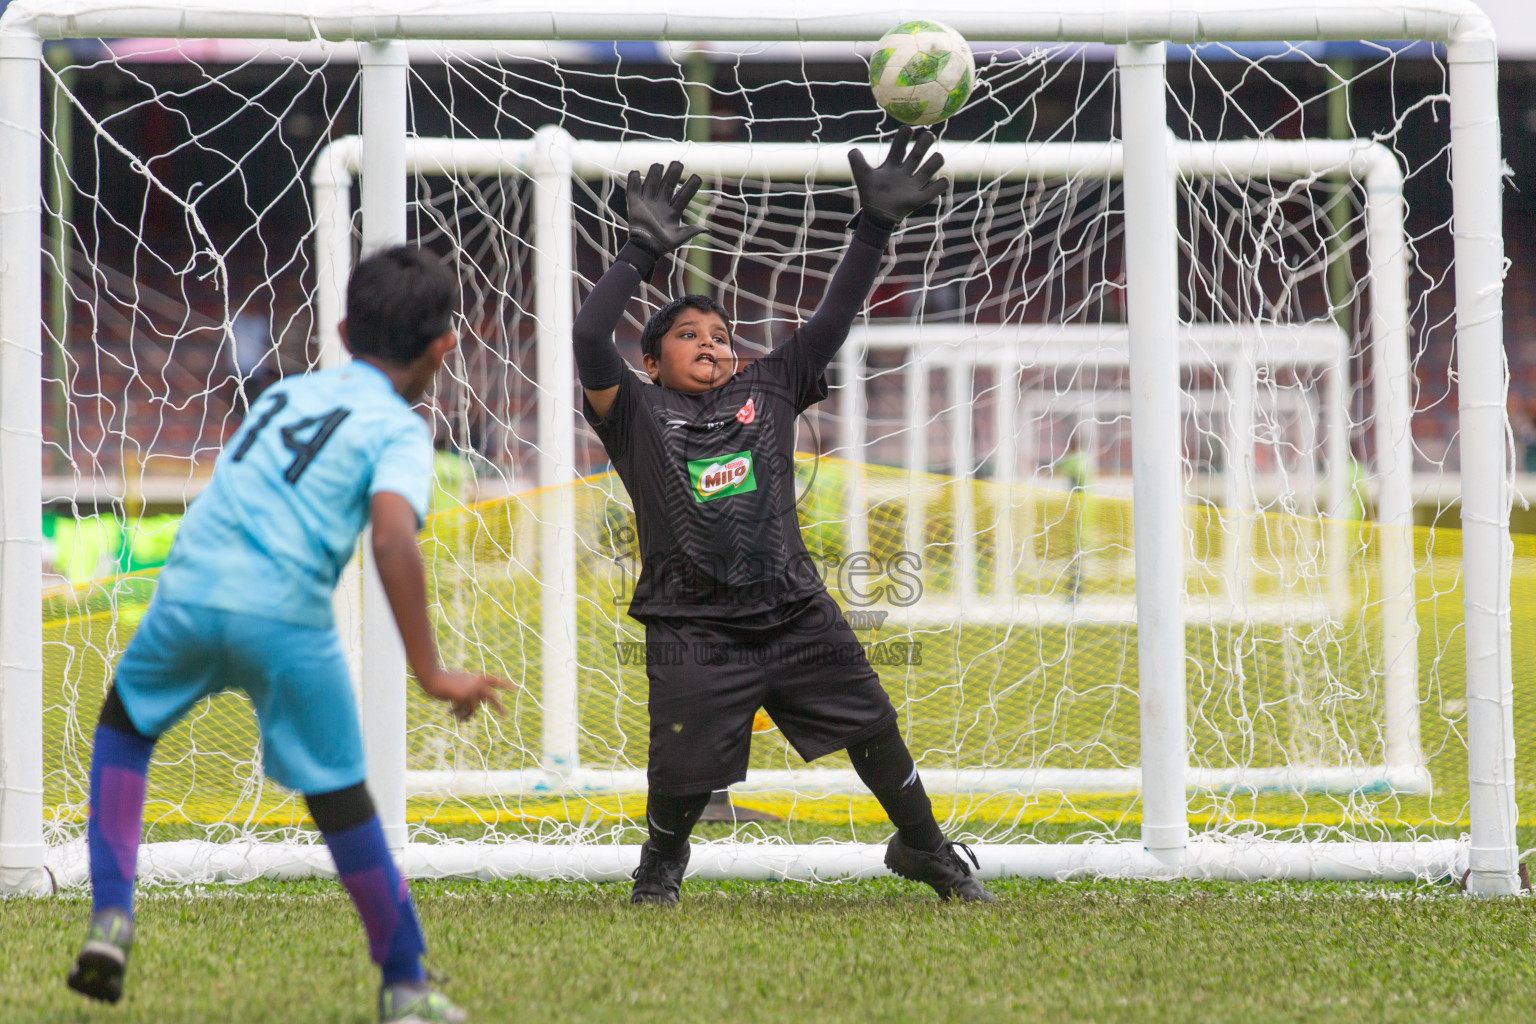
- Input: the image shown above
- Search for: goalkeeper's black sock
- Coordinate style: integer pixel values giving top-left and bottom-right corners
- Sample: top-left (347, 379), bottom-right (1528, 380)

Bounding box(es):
top-left (848, 722), bottom-right (946, 853)
top-left (645, 791), bottom-right (711, 858)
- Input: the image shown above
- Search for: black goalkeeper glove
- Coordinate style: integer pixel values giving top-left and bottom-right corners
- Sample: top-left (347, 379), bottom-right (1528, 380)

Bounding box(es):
top-left (848, 124), bottom-right (947, 232)
top-left (618, 160), bottom-right (706, 278)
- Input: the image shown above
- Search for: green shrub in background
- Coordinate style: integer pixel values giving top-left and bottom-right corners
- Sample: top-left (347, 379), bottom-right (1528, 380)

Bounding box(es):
top-left (43, 512), bottom-right (182, 584)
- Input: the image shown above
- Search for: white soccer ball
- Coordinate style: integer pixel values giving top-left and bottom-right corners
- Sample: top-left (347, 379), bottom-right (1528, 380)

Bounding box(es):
top-left (868, 20), bottom-right (976, 126)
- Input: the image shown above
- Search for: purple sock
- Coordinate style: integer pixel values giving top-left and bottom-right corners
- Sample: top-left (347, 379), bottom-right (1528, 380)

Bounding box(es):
top-left (87, 722), bottom-right (155, 916)
top-left (322, 816), bottom-right (426, 985)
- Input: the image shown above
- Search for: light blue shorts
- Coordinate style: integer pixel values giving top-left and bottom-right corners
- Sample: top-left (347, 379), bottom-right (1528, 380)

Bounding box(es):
top-left (112, 598), bottom-right (366, 796)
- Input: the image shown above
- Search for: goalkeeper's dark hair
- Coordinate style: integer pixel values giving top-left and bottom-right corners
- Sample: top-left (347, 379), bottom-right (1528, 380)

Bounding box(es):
top-left (640, 295), bottom-right (732, 361)
top-left (345, 245), bottom-right (457, 364)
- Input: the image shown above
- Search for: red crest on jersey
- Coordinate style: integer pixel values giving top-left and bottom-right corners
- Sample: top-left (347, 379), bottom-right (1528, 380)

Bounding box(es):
top-left (735, 398), bottom-right (756, 424)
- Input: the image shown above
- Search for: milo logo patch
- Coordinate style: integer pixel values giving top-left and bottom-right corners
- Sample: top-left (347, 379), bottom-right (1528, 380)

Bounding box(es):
top-left (688, 450), bottom-right (757, 502)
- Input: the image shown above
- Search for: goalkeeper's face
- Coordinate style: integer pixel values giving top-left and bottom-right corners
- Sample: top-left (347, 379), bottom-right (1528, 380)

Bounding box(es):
top-left (643, 311), bottom-right (737, 393)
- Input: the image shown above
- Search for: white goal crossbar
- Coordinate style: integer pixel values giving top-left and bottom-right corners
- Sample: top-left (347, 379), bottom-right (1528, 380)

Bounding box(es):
top-left (0, 0), bottom-right (1514, 894)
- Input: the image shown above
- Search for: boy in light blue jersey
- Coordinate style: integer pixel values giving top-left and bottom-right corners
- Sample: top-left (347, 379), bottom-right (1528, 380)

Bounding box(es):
top-left (154, 356), bottom-right (436, 627)
top-left (67, 247), bottom-right (509, 1024)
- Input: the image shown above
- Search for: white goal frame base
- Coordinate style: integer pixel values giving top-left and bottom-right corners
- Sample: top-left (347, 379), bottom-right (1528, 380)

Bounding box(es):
top-left (31, 838), bottom-right (1466, 892)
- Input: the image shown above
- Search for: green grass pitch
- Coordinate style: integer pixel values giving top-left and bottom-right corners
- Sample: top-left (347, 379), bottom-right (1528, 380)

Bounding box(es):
top-left (5, 875), bottom-right (1536, 1023)
top-left (20, 476), bottom-right (1536, 1021)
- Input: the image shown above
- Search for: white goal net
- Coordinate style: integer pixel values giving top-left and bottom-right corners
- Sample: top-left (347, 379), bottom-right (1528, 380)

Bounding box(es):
top-left (0, 1), bottom-right (1518, 893)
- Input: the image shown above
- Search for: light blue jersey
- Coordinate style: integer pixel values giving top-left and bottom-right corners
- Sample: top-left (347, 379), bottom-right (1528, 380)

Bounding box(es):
top-left (155, 360), bottom-right (432, 627)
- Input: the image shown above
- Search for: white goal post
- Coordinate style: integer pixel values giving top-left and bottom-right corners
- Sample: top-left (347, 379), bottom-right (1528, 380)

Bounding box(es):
top-left (0, 0), bottom-right (1516, 895)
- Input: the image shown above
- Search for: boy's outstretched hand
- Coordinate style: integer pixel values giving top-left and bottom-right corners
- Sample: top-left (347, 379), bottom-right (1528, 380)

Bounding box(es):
top-left (623, 161), bottom-right (706, 261)
top-left (849, 124), bottom-right (947, 230)
top-left (419, 668), bottom-right (512, 722)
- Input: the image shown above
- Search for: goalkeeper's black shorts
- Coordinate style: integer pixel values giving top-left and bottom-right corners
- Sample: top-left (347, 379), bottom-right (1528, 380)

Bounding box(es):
top-left (637, 589), bottom-right (900, 795)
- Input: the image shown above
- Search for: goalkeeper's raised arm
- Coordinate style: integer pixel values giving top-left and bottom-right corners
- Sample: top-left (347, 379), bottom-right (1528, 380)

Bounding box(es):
top-left (573, 160), bottom-right (705, 418)
top-left (788, 124), bottom-right (947, 372)
top-left (573, 130), bottom-right (946, 416)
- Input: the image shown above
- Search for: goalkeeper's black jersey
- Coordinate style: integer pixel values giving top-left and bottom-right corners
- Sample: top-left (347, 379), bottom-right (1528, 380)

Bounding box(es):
top-left (578, 229), bottom-right (887, 622)
top-left (585, 342), bottom-right (826, 620)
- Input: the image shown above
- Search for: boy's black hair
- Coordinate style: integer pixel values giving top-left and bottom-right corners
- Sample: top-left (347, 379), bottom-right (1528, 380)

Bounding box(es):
top-left (345, 245), bottom-right (457, 364)
top-left (640, 295), bottom-right (732, 362)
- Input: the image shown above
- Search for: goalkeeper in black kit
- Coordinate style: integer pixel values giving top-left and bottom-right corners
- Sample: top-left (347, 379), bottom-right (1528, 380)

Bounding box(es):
top-left (574, 126), bottom-right (994, 905)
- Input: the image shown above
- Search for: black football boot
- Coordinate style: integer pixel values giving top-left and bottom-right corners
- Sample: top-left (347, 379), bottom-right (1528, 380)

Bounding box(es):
top-left (630, 840), bottom-right (690, 905)
top-left (884, 835), bottom-right (997, 902)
